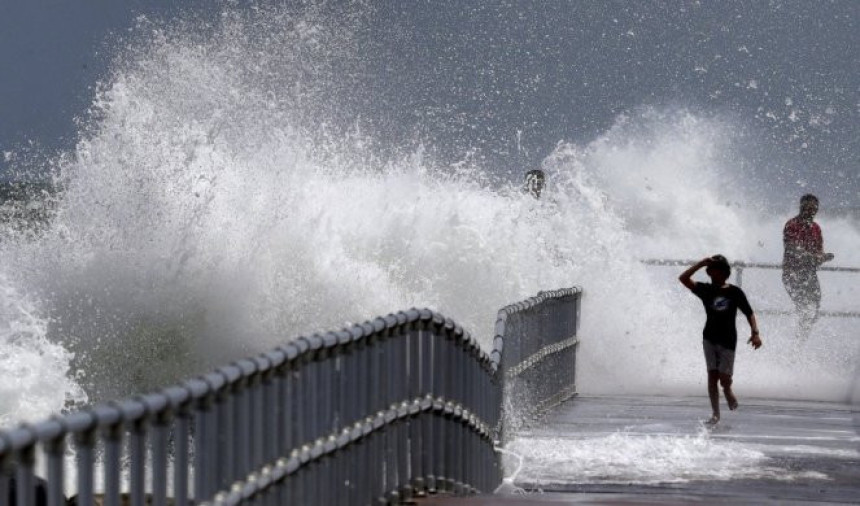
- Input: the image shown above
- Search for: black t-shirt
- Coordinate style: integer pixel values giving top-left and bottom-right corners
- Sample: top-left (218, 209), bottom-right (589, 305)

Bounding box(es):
top-left (692, 282), bottom-right (754, 350)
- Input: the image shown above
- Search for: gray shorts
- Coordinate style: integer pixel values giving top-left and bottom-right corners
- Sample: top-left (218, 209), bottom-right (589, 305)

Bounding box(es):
top-left (703, 340), bottom-right (735, 376)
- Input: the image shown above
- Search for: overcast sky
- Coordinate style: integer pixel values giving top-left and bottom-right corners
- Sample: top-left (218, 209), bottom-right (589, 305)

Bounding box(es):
top-left (2, 1), bottom-right (858, 202)
top-left (0, 1), bottom-right (204, 174)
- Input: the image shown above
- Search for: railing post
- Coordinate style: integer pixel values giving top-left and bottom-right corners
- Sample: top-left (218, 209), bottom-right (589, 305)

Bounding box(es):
top-left (39, 420), bottom-right (65, 506)
top-left (92, 404), bottom-right (122, 506)
top-left (442, 317), bottom-right (456, 494)
top-left (140, 393), bottom-right (170, 506)
top-left (389, 315), bottom-right (408, 503)
top-left (119, 399), bottom-right (146, 506)
top-left (313, 335), bottom-right (334, 506)
top-left (295, 338), bottom-right (313, 503)
top-left (69, 412), bottom-right (97, 506)
top-left (0, 439), bottom-right (10, 506)
top-left (234, 359), bottom-right (257, 485)
top-left (277, 344), bottom-right (299, 506)
top-left (430, 313), bottom-right (446, 494)
top-left (348, 326), bottom-right (370, 506)
top-left (164, 386), bottom-right (191, 506)
top-left (252, 356), bottom-right (272, 481)
top-left (408, 315), bottom-right (425, 497)
top-left (263, 349), bottom-right (286, 506)
top-left (420, 311), bottom-right (437, 495)
top-left (453, 328), bottom-right (465, 495)
top-left (333, 331), bottom-right (352, 505)
top-left (184, 378), bottom-right (212, 503)
top-left (14, 428), bottom-right (37, 506)
top-left (383, 317), bottom-right (401, 505)
top-left (395, 313), bottom-right (412, 502)
top-left (304, 335), bottom-right (324, 504)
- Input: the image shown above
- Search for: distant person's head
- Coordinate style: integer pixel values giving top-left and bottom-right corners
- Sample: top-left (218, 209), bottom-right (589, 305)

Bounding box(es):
top-left (799, 194), bottom-right (819, 220)
top-left (524, 169), bottom-right (545, 199)
top-left (706, 254), bottom-right (731, 283)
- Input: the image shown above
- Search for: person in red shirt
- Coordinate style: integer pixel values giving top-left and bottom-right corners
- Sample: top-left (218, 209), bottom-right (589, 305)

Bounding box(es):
top-left (782, 194), bottom-right (834, 338)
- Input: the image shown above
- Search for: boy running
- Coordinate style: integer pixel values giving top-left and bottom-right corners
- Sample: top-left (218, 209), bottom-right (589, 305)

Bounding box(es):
top-left (679, 255), bottom-right (762, 424)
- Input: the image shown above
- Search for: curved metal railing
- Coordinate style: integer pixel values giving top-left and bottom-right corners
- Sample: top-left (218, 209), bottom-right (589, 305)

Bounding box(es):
top-left (494, 288), bottom-right (582, 441)
top-left (0, 287), bottom-right (582, 505)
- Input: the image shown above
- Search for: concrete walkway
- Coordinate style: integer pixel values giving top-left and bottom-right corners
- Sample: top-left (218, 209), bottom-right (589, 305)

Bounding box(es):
top-left (420, 395), bottom-right (860, 504)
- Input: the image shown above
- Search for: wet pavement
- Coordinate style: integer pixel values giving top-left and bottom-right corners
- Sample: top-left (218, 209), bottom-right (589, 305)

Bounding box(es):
top-left (420, 395), bottom-right (860, 504)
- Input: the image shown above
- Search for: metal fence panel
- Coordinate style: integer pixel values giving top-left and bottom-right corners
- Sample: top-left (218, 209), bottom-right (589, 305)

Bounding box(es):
top-left (0, 287), bottom-right (581, 505)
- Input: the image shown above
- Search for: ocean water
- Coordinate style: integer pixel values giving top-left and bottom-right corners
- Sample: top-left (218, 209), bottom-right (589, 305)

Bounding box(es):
top-left (1, 1), bottom-right (859, 437)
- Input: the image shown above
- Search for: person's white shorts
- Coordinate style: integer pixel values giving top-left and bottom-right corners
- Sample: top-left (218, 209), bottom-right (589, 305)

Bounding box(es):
top-left (703, 339), bottom-right (735, 376)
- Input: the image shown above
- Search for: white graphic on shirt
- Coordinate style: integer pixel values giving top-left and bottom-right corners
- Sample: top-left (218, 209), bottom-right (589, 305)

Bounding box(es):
top-left (712, 296), bottom-right (730, 311)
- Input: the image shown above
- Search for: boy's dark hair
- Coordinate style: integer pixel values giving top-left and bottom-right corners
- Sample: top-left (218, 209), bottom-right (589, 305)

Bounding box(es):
top-left (708, 254), bottom-right (731, 277)
top-left (800, 194), bottom-right (818, 205)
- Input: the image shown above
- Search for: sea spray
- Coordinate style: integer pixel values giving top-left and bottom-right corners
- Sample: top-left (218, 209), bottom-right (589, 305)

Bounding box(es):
top-left (506, 432), bottom-right (838, 485)
top-left (1, 4), bottom-right (859, 427)
top-left (0, 271), bottom-right (87, 425)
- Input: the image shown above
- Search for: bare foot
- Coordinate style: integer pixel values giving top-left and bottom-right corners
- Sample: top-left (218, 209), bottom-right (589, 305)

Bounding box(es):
top-left (725, 390), bottom-right (739, 411)
top-left (705, 415), bottom-right (720, 425)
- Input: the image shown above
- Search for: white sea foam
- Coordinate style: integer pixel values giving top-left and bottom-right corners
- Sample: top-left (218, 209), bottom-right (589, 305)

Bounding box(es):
top-left (506, 433), bottom-right (834, 485)
top-left (0, 272), bottom-right (87, 425)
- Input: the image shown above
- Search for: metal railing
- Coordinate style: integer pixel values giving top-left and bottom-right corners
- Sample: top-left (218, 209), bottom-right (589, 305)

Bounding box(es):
top-left (643, 259), bottom-right (860, 318)
top-left (0, 287), bottom-right (582, 505)
top-left (495, 288), bottom-right (581, 441)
